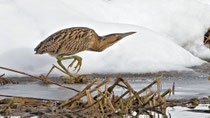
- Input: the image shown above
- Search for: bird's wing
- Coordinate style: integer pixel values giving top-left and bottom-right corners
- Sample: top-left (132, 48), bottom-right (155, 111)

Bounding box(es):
top-left (58, 30), bottom-right (94, 55)
top-left (34, 31), bottom-right (67, 54)
top-left (34, 27), bottom-right (96, 56)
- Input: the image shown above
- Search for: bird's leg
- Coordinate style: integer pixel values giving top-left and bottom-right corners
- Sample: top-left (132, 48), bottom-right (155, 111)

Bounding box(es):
top-left (56, 55), bottom-right (85, 83)
top-left (56, 56), bottom-right (76, 78)
top-left (61, 56), bottom-right (82, 73)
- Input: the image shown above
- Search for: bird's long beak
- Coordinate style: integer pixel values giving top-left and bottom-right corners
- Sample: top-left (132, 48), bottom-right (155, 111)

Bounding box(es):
top-left (119, 32), bottom-right (136, 39)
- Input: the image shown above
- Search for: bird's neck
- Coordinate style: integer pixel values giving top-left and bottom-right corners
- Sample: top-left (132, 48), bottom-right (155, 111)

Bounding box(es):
top-left (96, 34), bottom-right (119, 51)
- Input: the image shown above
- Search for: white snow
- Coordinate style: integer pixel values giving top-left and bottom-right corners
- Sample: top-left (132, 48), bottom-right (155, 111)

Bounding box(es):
top-left (0, 0), bottom-right (210, 75)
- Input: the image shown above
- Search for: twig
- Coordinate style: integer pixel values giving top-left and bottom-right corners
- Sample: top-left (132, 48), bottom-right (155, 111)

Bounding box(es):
top-left (161, 89), bottom-right (171, 97)
top-left (93, 77), bottom-right (121, 100)
top-left (120, 78), bottom-right (142, 103)
top-left (0, 66), bottom-right (80, 92)
top-left (46, 64), bottom-right (67, 77)
top-left (172, 81), bottom-right (175, 95)
top-left (60, 78), bottom-right (111, 108)
top-left (127, 76), bottom-right (161, 101)
top-left (0, 74), bottom-right (5, 78)
top-left (81, 78), bottom-right (99, 93)
top-left (120, 78), bottom-right (135, 95)
top-left (46, 65), bottom-right (56, 77)
top-left (142, 92), bottom-right (157, 107)
top-left (204, 36), bottom-right (210, 44)
top-left (68, 78), bottom-right (99, 103)
top-left (117, 84), bottom-right (127, 89)
top-left (108, 77), bottom-right (121, 93)
top-left (142, 89), bottom-right (171, 107)
top-left (73, 95), bottom-right (105, 113)
top-left (0, 94), bottom-right (58, 101)
top-left (114, 90), bottom-right (129, 104)
top-left (1, 99), bottom-right (14, 112)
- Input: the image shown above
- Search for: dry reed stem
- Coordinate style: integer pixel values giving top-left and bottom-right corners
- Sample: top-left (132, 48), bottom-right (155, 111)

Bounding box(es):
top-left (64, 78), bottom-right (99, 103)
top-left (0, 74), bottom-right (5, 78)
top-left (86, 90), bottom-right (94, 105)
top-left (93, 77), bottom-right (122, 100)
top-left (152, 96), bottom-right (156, 106)
top-left (142, 92), bottom-right (157, 107)
top-left (93, 77), bottom-right (128, 102)
top-left (0, 94), bottom-right (57, 101)
top-left (117, 84), bottom-right (127, 89)
top-left (127, 77), bottom-right (161, 102)
top-left (60, 78), bottom-right (111, 108)
top-left (161, 89), bottom-right (171, 97)
top-left (157, 79), bottom-right (161, 95)
top-left (0, 66), bottom-right (80, 92)
top-left (1, 98), bottom-right (14, 112)
top-left (46, 64), bottom-right (79, 79)
top-left (107, 98), bottom-right (115, 112)
top-left (82, 78), bottom-right (99, 92)
top-left (105, 80), bottom-right (108, 97)
top-left (46, 64), bottom-right (69, 77)
top-left (120, 78), bottom-right (142, 104)
top-left (114, 90), bottom-right (129, 104)
top-left (120, 78), bottom-right (135, 95)
top-left (142, 89), bottom-right (171, 108)
top-left (107, 77), bottom-right (121, 93)
top-left (143, 91), bottom-right (155, 99)
top-left (46, 65), bottom-right (56, 77)
top-left (172, 81), bottom-right (175, 95)
top-left (99, 101), bottom-right (104, 113)
top-left (204, 35), bottom-right (210, 44)
top-left (73, 94), bottom-right (106, 113)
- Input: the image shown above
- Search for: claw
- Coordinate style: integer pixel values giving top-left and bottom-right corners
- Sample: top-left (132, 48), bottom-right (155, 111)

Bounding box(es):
top-left (68, 59), bottom-right (76, 69)
top-left (77, 65), bottom-right (81, 73)
top-left (68, 56), bottom-right (82, 73)
top-left (73, 61), bottom-right (82, 73)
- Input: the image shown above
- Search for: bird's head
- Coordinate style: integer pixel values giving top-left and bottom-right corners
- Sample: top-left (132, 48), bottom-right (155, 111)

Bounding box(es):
top-left (114, 32), bottom-right (136, 40)
top-left (95, 31), bottom-right (136, 51)
top-left (101, 31), bottom-right (136, 42)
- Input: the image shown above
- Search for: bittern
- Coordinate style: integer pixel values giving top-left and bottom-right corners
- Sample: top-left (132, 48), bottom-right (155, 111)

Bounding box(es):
top-left (204, 27), bottom-right (210, 47)
top-left (34, 27), bottom-right (135, 81)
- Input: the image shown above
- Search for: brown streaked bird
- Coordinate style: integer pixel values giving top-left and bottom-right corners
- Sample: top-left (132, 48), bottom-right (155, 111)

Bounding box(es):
top-left (34, 27), bottom-right (136, 80)
top-left (204, 27), bottom-right (210, 48)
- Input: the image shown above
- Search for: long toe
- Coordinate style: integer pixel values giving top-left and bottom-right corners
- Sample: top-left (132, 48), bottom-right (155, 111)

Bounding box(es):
top-left (74, 63), bottom-right (81, 73)
top-left (68, 59), bottom-right (76, 69)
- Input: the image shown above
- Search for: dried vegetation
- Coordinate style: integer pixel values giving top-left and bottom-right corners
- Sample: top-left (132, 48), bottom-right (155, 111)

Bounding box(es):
top-left (0, 66), bottom-right (172, 117)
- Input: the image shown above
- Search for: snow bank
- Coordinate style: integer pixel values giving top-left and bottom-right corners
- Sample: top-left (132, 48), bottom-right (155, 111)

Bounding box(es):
top-left (0, 0), bottom-right (210, 75)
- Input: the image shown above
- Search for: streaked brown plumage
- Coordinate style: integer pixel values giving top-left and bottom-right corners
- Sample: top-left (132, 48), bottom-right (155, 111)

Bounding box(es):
top-left (204, 27), bottom-right (210, 47)
top-left (34, 27), bottom-right (136, 82)
top-left (35, 27), bottom-right (135, 56)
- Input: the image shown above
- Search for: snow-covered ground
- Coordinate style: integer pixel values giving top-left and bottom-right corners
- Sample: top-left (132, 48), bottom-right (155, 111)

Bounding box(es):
top-left (0, 0), bottom-right (210, 75)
